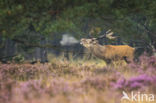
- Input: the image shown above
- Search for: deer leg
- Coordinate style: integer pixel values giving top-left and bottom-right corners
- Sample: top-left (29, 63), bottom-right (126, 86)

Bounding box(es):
top-left (123, 56), bottom-right (131, 63)
top-left (105, 59), bottom-right (111, 64)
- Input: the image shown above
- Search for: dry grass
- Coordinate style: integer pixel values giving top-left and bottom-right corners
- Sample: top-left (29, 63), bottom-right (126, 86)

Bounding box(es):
top-left (0, 54), bottom-right (156, 103)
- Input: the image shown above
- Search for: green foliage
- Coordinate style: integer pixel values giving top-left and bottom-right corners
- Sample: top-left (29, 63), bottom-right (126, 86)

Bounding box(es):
top-left (0, 0), bottom-right (156, 50)
top-left (12, 54), bottom-right (25, 63)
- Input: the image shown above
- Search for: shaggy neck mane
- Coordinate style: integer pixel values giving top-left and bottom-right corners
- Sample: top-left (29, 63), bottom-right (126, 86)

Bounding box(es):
top-left (88, 44), bottom-right (106, 59)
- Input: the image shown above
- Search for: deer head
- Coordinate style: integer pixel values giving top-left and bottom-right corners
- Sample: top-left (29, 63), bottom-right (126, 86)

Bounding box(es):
top-left (80, 38), bottom-right (98, 48)
top-left (80, 29), bottom-right (116, 47)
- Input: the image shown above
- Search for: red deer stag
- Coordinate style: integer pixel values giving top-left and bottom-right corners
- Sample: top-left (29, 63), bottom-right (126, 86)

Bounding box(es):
top-left (80, 30), bottom-right (135, 64)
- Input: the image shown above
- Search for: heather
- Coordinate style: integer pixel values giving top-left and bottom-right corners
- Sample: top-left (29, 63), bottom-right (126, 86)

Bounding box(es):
top-left (0, 55), bottom-right (156, 103)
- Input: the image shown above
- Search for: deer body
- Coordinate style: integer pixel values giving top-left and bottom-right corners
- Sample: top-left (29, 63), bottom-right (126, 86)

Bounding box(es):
top-left (80, 38), bottom-right (135, 63)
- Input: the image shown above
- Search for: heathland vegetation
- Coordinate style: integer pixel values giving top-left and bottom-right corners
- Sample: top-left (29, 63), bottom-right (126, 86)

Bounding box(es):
top-left (0, 54), bottom-right (156, 103)
top-left (0, 0), bottom-right (156, 103)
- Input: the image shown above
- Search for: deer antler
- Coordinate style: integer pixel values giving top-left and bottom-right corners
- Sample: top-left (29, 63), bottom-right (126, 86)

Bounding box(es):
top-left (105, 30), bottom-right (116, 40)
top-left (96, 29), bottom-right (116, 40)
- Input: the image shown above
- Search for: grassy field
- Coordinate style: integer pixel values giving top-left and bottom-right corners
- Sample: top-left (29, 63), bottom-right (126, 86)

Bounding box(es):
top-left (0, 54), bottom-right (156, 103)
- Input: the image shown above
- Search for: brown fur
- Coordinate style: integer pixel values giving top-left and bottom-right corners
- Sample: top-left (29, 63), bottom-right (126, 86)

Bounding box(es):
top-left (80, 38), bottom-right (135, 63)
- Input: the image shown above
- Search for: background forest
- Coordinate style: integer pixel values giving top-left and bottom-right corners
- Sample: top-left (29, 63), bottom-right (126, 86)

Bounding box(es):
top-left (0, 0), bottom-right (156, 62)
top-left (0, 0), bottom-right (156, 103)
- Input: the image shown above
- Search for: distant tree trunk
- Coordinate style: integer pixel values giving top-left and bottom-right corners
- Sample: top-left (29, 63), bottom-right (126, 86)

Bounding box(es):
top-left (40, 47), bottom-right (48, 63)
top-left (0, 38), bottom-right (16, 62)
top-left (4, 39), bottom-right (16, 57)
top-left (40, 37), bottom-right (48, 63)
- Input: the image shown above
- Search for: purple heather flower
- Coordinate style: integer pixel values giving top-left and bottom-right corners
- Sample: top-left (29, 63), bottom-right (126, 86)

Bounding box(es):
top-left (113, 74), bottom-right (156, 90)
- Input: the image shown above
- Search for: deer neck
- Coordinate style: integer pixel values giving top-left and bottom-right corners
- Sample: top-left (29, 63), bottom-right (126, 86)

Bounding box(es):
top-left (90, 44), bottom-right (105, 50)
top-left (88, 44), bottom-right (106, 58)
